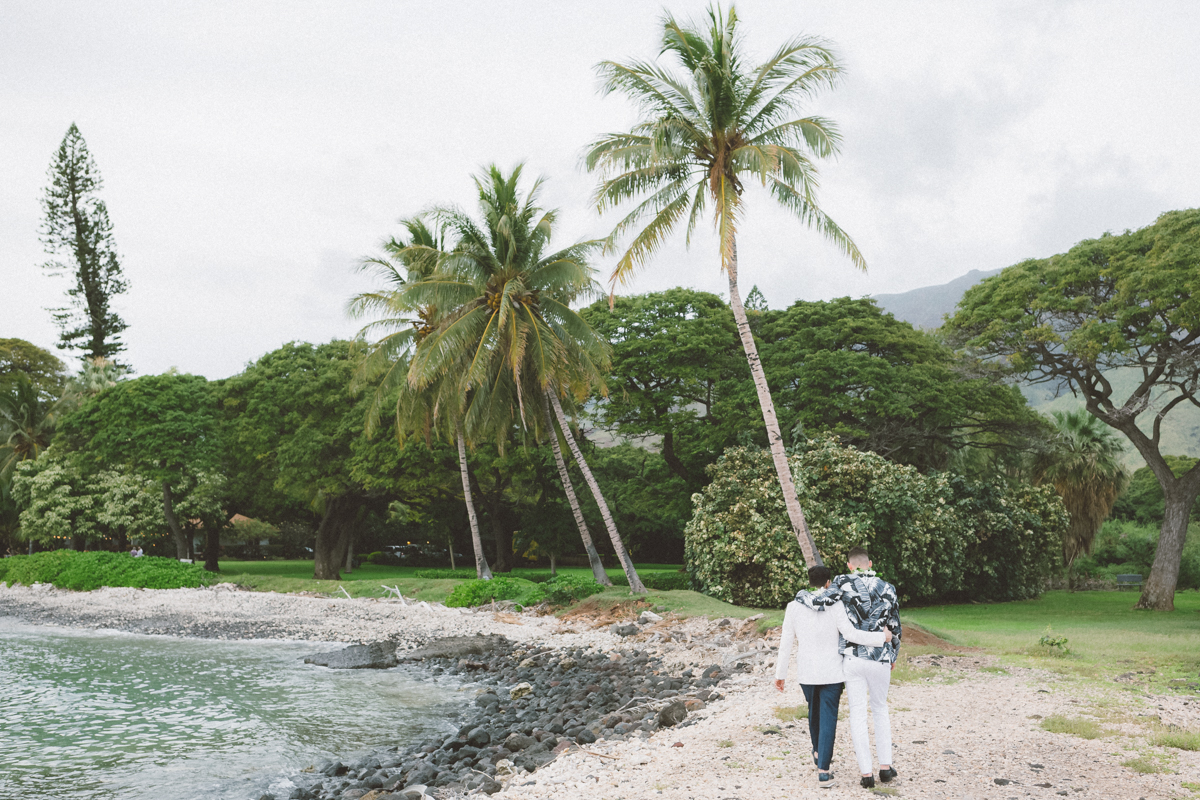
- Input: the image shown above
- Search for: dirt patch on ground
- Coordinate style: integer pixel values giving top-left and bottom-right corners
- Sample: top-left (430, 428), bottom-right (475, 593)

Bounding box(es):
top-left (559, 597), bottom-right (655, 628)
top-left (904, 622), bottom-right (967, 650)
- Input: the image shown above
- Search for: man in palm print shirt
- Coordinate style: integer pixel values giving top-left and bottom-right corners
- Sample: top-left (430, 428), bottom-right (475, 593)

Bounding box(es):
top-left (834, 546), bottom-right (901, 789)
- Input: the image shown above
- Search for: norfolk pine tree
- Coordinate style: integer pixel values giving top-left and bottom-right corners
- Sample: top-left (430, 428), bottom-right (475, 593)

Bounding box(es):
top-left (40, 124), bottom-right (130, 364)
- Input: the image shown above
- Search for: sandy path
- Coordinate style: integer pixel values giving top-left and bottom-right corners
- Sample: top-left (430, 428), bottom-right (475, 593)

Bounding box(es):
top-left (2, 583), bottom-right (1196, 799)
top-left (496, 654), bottom-right (1200, 800)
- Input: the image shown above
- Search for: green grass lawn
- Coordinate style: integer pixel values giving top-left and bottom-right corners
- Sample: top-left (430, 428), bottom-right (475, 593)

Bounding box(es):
top-left (215, 560), bottom-right (687, 603)
top-left (215, 560), bottom-right (784, 626)
top-left (906, 590), bottom-right (1200, 689)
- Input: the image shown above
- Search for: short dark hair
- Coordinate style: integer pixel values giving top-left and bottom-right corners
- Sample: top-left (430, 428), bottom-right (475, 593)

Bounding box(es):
top-left (808, 565), bottom-right (832, 587)
top-left (847, 546), bottom-right (870, 565)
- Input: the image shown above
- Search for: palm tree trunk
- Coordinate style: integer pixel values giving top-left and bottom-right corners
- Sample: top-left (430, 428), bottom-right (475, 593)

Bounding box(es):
top-left (457, 422), bottom-right (493, 580)
top-left (543, 390), bottom-right (611, 586)
top-left (547, 388), bottom-right (645, 593)
top-left (725, 237), bottom-right (823, 568)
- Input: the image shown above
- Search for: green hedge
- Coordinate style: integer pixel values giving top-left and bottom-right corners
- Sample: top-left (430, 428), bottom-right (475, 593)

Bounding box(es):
top-left (414, 568), bottom-right (479, 579)
top-left (541, 574), bottom-right (605, 605)
top-left (685, 438), bottom-right (1066, 608)
top-left (444, 577), bottom-right (546, 609)
top-left (0, 550), bottom-right (219, 591)
top-left (607, 570), bottom-right (692, 591)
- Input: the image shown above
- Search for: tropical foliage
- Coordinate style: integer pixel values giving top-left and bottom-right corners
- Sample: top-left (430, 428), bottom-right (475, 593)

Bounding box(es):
top-left (1033, 411), bottom-right (1130, 586)
top-left (352, 165), bottom-right (644, 590)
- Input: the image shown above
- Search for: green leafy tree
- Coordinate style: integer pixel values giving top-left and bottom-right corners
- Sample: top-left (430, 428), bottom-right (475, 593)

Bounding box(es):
top-left (1033, 411), bottom-right (1130, 589)
top-left (947, 209), bottom-right (1200, 610)
top-left (174, 471), bottom-right (230, 571)
top-left (39, 123), bottom-right (130, 363)
top-left (581, 442), bottom-right (692, 563)
top-left (0, 338), bottom-right (67, 400)
top-left (221, 341), bottom-right (376, 580)
top-left (581, 288), bottom-right (751, 487)
top-left (93, 466), bottom-right (165, 552)
top-left (58, 373), bottom-right (220, 559)
top-left (757, 297), bottom-right (1042, 471)
top-left (11, 450), bottom-right (163, 552)
top-left (586, 5), bottom-right (865, 568)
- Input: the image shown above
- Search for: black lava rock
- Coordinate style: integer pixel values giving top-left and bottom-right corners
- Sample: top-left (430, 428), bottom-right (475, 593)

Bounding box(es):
top-left (658, 700), bottom-right (688, 727)
top-left (303, 642), bottom-right (398, 669)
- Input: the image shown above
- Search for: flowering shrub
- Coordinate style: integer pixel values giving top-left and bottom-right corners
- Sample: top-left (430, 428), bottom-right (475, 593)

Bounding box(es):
top-left (684, 438), bottom-right (1065, 607)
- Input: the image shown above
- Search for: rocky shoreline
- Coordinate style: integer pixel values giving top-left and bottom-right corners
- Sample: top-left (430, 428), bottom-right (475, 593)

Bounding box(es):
top-left (290, 634), bottom-right (735, 800)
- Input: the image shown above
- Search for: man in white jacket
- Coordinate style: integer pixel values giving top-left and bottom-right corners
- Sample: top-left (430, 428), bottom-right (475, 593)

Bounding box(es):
top-left (774, 565), bottom-right (891, 789)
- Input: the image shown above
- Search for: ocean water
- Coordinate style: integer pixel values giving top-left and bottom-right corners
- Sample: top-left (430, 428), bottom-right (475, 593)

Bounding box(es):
top-left (0, 620), bottom-right (465, 800)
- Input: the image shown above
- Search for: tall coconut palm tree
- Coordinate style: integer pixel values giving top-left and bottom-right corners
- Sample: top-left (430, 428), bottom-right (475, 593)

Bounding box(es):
top-left (584, 5), bottom-right (865, 568)
top-left (400, 164), bottom-right (645, 592)
top-left (1033, 411), bottom-right (1130, 590)
top-left (349, 217), bottom-right (493, 580)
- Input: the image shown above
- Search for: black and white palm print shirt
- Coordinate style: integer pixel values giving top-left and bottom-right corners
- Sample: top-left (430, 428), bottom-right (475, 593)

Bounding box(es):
top-left (831, 571), bottom-right (901, 665)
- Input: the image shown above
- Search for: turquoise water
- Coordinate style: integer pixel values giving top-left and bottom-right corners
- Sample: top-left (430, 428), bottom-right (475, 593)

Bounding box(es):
top-left (0, 620), bottom-right (465, 800)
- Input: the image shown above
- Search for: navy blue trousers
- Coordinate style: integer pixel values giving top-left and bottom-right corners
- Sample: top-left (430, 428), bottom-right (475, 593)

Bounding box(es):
top-left (801, 681), bottom-right (844, 772)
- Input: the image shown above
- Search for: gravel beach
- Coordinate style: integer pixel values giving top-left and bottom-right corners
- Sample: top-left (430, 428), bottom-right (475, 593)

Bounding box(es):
top-left (2, 582), bottom-right (1196, 800)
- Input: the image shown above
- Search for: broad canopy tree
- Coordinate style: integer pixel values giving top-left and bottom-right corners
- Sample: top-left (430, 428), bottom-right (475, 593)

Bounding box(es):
top-left (581, 288), bottom-right (752, 488)
top-left (0, 339), bottom-right (68, 400)
top-left (756, 297), bottom-right (1043, 472)
top-left (948, 209), bottom-right (1200, 610)
top-left (222, 341), bottom-right (375, 581)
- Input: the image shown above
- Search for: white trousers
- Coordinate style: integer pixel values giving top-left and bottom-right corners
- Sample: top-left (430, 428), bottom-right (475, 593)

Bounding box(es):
top-left (843, 655), bottom-right (892, 775)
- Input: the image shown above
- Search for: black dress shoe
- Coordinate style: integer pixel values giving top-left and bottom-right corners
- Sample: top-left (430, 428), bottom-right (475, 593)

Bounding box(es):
top-left (860, 775), bottom-right (875, 789)
top-left (879, 767), bottom-right (898, 783)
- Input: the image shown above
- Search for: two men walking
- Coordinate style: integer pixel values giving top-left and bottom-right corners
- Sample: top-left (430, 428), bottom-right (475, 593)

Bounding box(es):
top-left (774, 547), bottom-right (902, 789)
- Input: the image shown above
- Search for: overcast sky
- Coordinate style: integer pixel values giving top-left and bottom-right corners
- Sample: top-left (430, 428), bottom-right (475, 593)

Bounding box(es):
top-left (4, 1), bottom-right (1198, 380)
